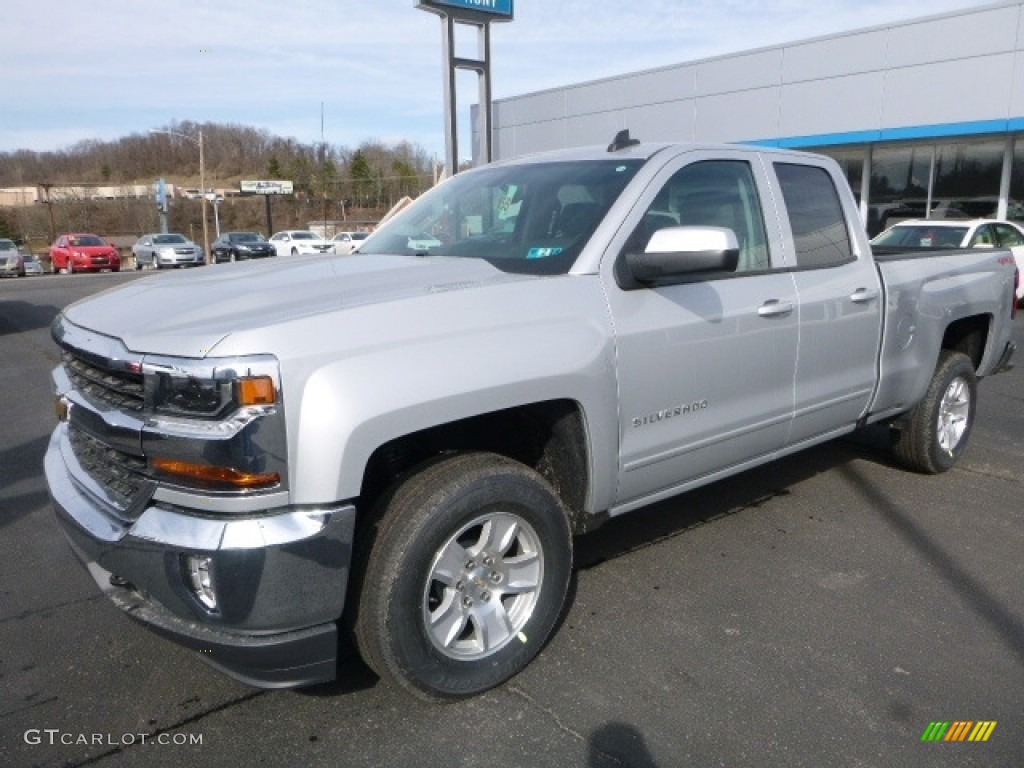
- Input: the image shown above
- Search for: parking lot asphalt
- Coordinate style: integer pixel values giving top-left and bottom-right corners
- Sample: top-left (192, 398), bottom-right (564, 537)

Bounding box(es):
top-left (1, 271), bottom-right (1022, 768)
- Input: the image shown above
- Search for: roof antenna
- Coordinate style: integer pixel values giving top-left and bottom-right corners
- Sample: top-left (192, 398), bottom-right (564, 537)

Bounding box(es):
top-left (607, 129), bottom-right (640, 152)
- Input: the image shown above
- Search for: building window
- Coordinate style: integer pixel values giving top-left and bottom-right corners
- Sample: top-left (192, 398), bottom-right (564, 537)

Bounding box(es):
top-left (824, 148), bottom-right (864, 205)
top-left (1010, 138), bottom-right (1024, 223)
top-left (932, 140), bottom-right (1003, 219)
top-left (866, 146), bottom-right (931, 236)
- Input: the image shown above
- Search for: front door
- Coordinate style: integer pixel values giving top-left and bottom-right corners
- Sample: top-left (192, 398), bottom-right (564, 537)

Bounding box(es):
top-left (603, 152), bottom-right (799, 510)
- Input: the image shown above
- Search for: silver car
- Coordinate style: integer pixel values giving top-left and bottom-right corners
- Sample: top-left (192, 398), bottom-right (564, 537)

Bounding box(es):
top-left (0, 238), bottom-right (25, 277)
top-left (21, 252), bottom-right (44, 276)
top-left (132, 233), bottom-right (204, 269)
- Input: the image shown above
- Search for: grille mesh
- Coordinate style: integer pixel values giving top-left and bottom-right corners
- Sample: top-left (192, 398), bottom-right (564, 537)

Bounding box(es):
top-left (63, 350), bottom-right (144, 412)
top-left (68, 425), bottom-right (149, 516)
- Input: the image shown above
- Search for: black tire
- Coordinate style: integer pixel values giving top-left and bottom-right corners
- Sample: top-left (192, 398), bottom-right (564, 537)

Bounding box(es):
top-left (892, 350), bottom-right (977, 474)
top-left (354, 452), bottom-right (572, 702)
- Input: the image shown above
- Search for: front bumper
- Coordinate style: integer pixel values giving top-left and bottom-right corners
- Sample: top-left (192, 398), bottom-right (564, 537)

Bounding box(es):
top-left (157, 252), bottom-right (203, 267)
top-left (45, 424), bottom-right (356, 688)
top-left (77, 260), bottom-right (120, 272)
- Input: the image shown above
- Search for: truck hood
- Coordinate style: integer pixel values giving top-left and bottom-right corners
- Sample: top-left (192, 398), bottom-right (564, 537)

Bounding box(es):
top-left (62, 254), bottom-right (533, 357)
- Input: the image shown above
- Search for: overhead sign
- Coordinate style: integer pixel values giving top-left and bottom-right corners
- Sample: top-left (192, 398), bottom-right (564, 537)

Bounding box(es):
top-left (240, 180), bottom-right (294, 195)
top-left (417, 0), bottom-right (513, 20)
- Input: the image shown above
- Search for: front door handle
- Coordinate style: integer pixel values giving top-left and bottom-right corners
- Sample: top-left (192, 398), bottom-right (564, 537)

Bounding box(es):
top-left (758, 299), bottom-right (794, 318)
top-left (850, 287), bottom-right (880, 303)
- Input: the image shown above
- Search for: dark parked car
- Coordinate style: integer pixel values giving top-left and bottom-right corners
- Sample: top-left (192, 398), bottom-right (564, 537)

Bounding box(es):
top-left (211, 232), bottom-right (275, 263)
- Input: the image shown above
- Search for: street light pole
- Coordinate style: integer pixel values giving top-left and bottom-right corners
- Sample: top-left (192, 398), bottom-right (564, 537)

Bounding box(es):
top-left (150, 127), bottom-right (211, 264)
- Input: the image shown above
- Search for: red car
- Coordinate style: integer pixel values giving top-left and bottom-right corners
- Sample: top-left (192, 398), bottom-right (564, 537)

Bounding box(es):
top-left (50, 233), bottom-right (121, 274)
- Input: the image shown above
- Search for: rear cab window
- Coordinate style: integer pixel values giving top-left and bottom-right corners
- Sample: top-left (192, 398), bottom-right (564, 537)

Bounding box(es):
top-left (774, 163), bottom-right (855, 269)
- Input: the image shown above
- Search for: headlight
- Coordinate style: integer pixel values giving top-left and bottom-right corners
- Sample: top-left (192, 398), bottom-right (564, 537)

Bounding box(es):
top-left (141, 354), bottom-right (284, 491)
top-left (143, 355), bottom-right (279, 420)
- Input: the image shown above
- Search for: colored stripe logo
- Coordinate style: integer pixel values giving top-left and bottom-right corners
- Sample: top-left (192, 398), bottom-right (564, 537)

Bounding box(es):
top-left (921, 721), bottom-right (997, 742)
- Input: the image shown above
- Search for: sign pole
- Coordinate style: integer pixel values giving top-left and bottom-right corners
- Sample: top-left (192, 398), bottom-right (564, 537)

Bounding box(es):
top-left (417, 1), bottom-right (512, 177)
top-left (442, 15), bottom-right (459, 178)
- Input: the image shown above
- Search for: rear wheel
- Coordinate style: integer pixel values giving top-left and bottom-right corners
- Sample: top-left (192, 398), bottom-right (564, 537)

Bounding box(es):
top-left (354, 452), bottom-right (572, 701)
top-left (892, 350), bottom-right (977, 474)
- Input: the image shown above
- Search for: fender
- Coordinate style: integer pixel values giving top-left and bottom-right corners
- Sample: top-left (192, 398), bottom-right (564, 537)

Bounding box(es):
top-left (280, 275), bottom-right (622, 512)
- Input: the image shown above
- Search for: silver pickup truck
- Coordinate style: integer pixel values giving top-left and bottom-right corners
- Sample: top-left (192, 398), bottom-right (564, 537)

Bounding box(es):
top-left (45, 136), bottom-right (1018, 701)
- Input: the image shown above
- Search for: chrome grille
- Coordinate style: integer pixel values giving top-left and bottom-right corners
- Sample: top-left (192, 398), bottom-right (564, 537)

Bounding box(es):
top-left (63, 350), bottom-right (144, 412)
top-left (68, 425), bottom-right (150, 517)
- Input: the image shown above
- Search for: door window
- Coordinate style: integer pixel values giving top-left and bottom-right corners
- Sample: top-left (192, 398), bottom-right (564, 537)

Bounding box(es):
top-left (626, 160), bottom-right (770, 273)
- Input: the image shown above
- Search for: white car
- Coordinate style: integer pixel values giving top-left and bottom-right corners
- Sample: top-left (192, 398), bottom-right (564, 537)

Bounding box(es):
top-left (269, 230), bottom-right (334, 257)
top-left (872, 218), bottom-right (1024, 304)
top-left (331, 231), bottom-right (370, 255)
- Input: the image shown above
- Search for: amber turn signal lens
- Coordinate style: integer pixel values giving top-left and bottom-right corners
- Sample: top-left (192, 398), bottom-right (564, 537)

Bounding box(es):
top-left (152, 458), bottom-right (280, 488)
top-left (237, 375), bottom-right (276, 406)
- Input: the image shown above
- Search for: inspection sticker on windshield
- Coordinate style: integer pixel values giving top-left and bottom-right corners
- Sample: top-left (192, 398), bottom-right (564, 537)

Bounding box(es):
top-left (526, 247), bottom-right (564, 259)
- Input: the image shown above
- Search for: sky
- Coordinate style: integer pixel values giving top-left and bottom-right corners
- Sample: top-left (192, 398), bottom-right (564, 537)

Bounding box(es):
top-left (0, 0), bottom-right (1001, 161)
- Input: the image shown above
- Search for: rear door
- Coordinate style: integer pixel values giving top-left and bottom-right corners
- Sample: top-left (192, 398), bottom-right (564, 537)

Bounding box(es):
top-left (768, 160), bottom-right (883, 446)
top-left (602, 149), bottom-right (799, 509)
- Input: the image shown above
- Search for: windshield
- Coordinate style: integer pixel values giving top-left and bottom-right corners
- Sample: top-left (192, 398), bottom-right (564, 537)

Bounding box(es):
top-left (229, 233), bottom-right (265, 243)
top-left (153, 234), bottom-right (187, 244)
top-left (0, 240), bottom-right (15, 251)
top-left (872, 225), bottom-right (969, 248)
top-left (357, 159), bottom-right (644, 275)
top-left (291, 231), bottom-right (318, 240)
top-left (69, 235), bottom-right (105, 246)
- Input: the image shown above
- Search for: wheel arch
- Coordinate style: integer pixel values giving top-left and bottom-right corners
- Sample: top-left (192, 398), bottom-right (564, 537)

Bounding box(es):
top-left (358, 400), bottom-right (592, 534)
top-left (941, 313), bottom-right (990, 372)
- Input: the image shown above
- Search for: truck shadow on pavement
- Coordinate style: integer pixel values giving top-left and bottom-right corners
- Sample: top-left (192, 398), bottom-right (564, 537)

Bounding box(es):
top-left (301, 431), bottom-right (903, 700)
top-left (0, 434), bottom-right (53, 530)
top-left (840, 460), bottom-right (1024, 669)
top-left (574, 431), bottom-right (893, 570)
top-left (0, 300), bottom-right (61, 336)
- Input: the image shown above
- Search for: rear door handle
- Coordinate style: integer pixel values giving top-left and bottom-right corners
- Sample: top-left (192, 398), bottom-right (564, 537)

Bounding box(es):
top-left (758, 299), bottom-right (794, 318)
top-left (850, 287), bottom-right (880, 303)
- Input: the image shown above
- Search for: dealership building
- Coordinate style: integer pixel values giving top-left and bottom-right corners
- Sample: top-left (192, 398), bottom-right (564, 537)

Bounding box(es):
top-left (487, 1), bottom-right (1024, 234)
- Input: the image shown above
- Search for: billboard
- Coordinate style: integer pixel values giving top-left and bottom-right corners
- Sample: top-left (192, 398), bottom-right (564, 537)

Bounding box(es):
top-left (416, 0), bottom-right (513, 21)
top-left (240, 180), bottom-right (294, 195)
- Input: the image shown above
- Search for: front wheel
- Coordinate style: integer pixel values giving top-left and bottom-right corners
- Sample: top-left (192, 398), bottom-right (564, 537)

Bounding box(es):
top-left (892, 350), bottom-right (977, 474)
top-left (354, 452), bottom-right (572, 702)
